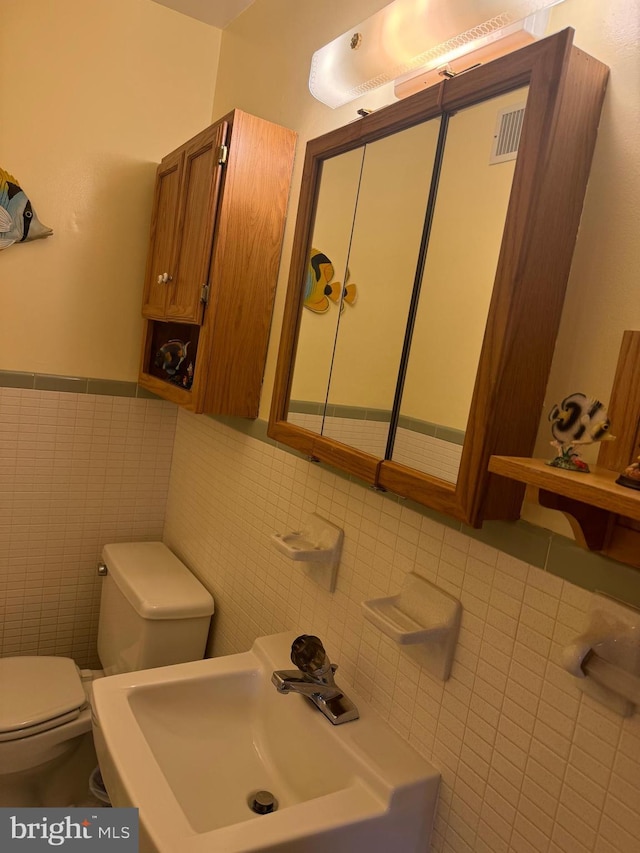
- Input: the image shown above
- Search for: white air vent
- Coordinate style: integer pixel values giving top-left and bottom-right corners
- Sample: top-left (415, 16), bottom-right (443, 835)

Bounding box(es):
top-left (490, 103), bottom-right (526, 164)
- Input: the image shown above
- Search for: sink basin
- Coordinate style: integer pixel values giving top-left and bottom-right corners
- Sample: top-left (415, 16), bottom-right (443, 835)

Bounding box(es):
top-left (92, 632), bottom-right (440, 853)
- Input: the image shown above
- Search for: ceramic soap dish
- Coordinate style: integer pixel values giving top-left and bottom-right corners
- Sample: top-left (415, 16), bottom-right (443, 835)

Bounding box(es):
top-left (362, 573), bottom-right (461, 680)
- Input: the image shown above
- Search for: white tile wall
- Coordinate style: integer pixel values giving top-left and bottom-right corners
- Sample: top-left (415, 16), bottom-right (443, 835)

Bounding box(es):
top-left (0, 387), bottom-right (177, 666)
top-left (394, 427), bottom-right (463, 484)
top-left (164, 410), bottom-right (640, 853)
top-left (288, 411), bottom-right (389, 457)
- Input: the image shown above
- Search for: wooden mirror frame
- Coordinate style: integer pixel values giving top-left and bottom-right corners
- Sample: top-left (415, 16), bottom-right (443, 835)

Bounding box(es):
top-left (269, 29), bottom-right (608, 527)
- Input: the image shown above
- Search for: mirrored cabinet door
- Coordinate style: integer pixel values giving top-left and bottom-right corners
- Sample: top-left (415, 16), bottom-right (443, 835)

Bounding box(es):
top-left (391, 88), bottom-right (528, 483)
top-left (288, 148), bottom-right (365, 435)
top-left (322, 119), bottom-right (442, 457)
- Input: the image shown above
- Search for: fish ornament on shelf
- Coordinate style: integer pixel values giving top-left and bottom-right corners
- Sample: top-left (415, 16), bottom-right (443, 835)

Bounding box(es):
top-left (547, 392), bottom-right (615, 473)
top-left (0, 168), bottom-right (53, 251)
top-left (303, 248), bottom-right (357, 314)
top-left (155, 339), bottom-right (189, 378)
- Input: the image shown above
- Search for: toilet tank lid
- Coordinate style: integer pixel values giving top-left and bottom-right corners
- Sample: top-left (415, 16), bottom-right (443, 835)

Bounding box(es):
top-left (102, 542), bottom-right (214, 620)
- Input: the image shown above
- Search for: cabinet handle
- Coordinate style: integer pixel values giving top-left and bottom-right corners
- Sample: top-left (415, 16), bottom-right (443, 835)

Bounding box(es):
top-left (157, 272), bottom-right (173, 284)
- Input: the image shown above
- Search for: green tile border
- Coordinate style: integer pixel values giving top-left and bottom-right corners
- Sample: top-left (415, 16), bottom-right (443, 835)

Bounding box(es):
top-left (434, 425), bottom-right (465, 446)
top-left (288, 399), bottom-right (324, 416)
top-left (398, 415), bottom-right (436, 437)
top-left (0, 370), bottom-right (36, 389)
top-left (87, 379), bottom-right (137, 397)
top-left (462, 519), bottom-right (552, 568)
top-left (289, 400), bottom-right (393, 422)
top-left (397, 418), bottom-right (465, 446)
top-left (3, 372), bottom-right (639, 607)
top-left (0, 369), bottom-right (157, 399)
top-left (547, 535), bottom-right (640, 609)
top-left (34, 374), bottom-right (90, 393)
top-left (289, 400), bottom-right (463, 437)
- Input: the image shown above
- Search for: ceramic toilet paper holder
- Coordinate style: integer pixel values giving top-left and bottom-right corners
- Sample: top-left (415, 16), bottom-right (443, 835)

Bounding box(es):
top-left (561, 594), bottom-right (640, 716)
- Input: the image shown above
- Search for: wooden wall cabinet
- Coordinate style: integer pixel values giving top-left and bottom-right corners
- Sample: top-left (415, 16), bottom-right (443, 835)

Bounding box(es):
top-left (138, 110), bottom-right (296, 416)
top-left (269, 30), bottom-right (609, 526)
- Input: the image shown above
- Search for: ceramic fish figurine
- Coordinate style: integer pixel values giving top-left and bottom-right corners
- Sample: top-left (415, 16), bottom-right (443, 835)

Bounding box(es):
top-left (327, 267), bottom-right (358, 312)
top-left (155, 339), bottom-right (189, 376)
top-left (547, 392), bottom-right (615, 472)
top-left (303, 249), bottom-right (339, 313)
top-left (0, 168), bottom-right (53, 250)
top-left (303, 248), bottom-right (358, 315)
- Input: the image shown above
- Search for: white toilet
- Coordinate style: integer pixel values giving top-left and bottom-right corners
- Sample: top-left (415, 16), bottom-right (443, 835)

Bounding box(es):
top-left (0, 541), bottom-right (214, 807)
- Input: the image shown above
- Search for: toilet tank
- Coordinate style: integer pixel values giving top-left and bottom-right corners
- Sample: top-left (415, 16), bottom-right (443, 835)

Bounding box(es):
top-left (98, 542), bottom-right (214, 676)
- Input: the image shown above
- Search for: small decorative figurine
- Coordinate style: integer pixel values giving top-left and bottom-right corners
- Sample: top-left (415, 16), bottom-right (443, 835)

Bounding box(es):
top-left (154, 339), bottom-right (189, 378)
top-left (303, 248), bottom-right (357, 314)
top-left (616, 457), bottom-right (640, 490)
top-left (547, 392), bottom-right (615, 473)
top-left (0, 167), bottom-right (53, 250)
top-left (182, 361), bottom-right (194, 390)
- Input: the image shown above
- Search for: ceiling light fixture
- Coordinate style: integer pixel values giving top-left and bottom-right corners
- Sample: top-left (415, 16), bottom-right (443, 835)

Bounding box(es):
top-left (309, 0), bottom-right (567, 108)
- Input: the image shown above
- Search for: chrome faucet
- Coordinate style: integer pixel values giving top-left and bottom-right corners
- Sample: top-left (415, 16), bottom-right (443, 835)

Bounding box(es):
top-left (271, 635), bottom-right (359, 725)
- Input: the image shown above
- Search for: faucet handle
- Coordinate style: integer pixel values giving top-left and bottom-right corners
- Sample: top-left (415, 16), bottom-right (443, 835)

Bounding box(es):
top-left (291, 635), bottom-right (330, 675)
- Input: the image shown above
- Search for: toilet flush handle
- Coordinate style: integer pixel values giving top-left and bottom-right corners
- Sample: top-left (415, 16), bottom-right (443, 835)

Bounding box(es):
top-left (97, 562), bottom-right (108, 576)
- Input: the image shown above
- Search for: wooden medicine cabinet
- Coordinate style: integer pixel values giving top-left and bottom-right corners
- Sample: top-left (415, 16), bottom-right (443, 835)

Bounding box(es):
top-left (138, 110), bottom-right (296, 416)
top-left (269, 29), bottom-right (608, 526)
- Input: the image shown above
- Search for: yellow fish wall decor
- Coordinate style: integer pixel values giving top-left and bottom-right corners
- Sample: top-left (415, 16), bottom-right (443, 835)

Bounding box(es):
top-left (0, 167), bottom-right (53, 251)
top-left (303, 248), bottom-right (357, 314)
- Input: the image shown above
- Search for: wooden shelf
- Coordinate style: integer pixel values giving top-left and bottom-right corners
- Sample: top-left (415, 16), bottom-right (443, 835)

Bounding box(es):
top-left (489, 457), bottom-right (640, 521)
top-left (489, 456), bottom-right (640, 567)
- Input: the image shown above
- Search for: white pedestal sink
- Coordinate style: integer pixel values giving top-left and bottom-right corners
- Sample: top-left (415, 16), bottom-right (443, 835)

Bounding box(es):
top-left (92, 632), bottom-right (440, 852)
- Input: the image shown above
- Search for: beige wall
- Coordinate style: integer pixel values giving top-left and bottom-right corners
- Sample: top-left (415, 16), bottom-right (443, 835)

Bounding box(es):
top-left (0, 0), bottom-right (221, 382)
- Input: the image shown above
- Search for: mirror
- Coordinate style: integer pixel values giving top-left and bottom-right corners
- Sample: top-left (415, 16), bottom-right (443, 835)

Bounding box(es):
top-left (270, 30), bottom-right (608, 526)
top-left (288, 147), bottom-right (364, 432)
top-left (288, 87), bottom-right (527, 474)
top-left (288, 119), bottom-right (442, 457)
top-left (392, 88), bottom-right (528, 483)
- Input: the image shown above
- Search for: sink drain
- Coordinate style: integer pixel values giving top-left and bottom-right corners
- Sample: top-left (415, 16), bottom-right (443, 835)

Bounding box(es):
top-left (248, 790), bottom-right (277, 815)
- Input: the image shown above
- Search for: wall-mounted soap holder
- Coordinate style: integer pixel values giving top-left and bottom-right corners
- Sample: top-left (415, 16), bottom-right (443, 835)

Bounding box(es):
top-left (561, 592), bottom-right (640, 716)
top-left (271, 512), bottom-right (343, 592)
top-left (362, 573), bottom-right (462, 680)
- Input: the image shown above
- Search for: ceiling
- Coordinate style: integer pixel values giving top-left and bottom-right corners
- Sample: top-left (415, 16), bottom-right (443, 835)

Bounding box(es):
top-left (150, 0), bottom-right (256, 29)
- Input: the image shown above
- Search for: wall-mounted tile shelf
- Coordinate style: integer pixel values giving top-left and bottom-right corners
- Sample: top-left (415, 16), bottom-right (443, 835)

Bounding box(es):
top-left (362, 573), bottom-right (461, 680)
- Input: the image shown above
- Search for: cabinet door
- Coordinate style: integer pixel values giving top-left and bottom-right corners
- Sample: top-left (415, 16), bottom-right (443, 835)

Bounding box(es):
top-left (166, 121), bottom-right (229, 324)
top-left (141, 149), bottom-right (184, 320)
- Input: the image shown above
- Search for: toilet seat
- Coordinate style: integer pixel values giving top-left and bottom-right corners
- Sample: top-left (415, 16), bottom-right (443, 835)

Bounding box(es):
top-left (0, 656), bottom-right (87, 742)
